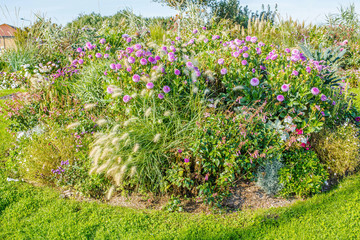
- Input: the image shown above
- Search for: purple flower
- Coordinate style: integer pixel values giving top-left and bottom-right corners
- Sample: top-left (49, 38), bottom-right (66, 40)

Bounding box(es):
top-left (241, 60), bottom-right (248, 65)
top-left (311, 87), bottom-right (320, 95)
top-left (133, 74), bottom-right (140, 82)
top-left (110, 63), bottom-right (116, 70)
top-left (202, 26), bottom-right (207, 30)
top-left (250, 78), bottom-right (259, 86)
top-left (126, 67), bottom-right (132, 72)
top-left (306, 66), bottom-right (311, 73)
top-left (99, 38), bottom-right (106, 44)
top-left (107, 87), bottom-right (114, 94)
top-left (126, 47), bottom-right (134, 54)
top-left (174, 69), bottom-right (181, 75)
top-left (250, 36), bottom-right (258, 43)
top-left (243, 53), bottom-right (249, 58)
top-left (245, 36), bottom-right (251, 41)
top-left (175, 37), bottom-right (181, 41)
top-left (158, 93), bottom-right (164, 99)
top-left (221, 68), bottom-right (227, 75)
top-left (126, 37), bottom-right (132, 43)
top-left (128, 57), bottom-right (135, 64)
top-left (178, 149), bottom-right (182, 153)
top-left (186, 62), bottom-right (194, 68)
top-left (155, 55), bottom-right (161, 61)
top-left (232, 51), bottom-right (240, 57)
top-left (321, 95), bottom-right (327, 101)
top-left (356, 117), bottom-right (360, 122)
top-left (285, 48), bottom-right (290, 53)
top-left (193, 29), bottom-right (198, 34)
top-left (277, 95), bottom-right (285, 102)
top-left (140, 58), bottom-right (148, 65)
top-left (218, 58), bottom-right (225, 65)
top-left (76, 47), bottom-right (82, 53)
top-left (134, 43), bottom-right (142, 50)
top-left (332, 101), bottom-right (336, 105)
top-left (116, 64), bottom-right (122, 70)
top-left (184, 158), bottom-right (189, 163)
top-left (163, 85), bottom-right (171, 93)
top-left (123, 95), bottom-right (131, 103)
top-left (292, 70), bottom-right (299, 76)
top-left (104, 54), bottom-right (109, 58)
top-left (148, 56), bottom-right (155, 63)
top-left (146, 82), bottom-right (154, 89)
top-left (281, 84), bottom-right (290, 92)
top-left (78, 59), bottom-right (84, 64)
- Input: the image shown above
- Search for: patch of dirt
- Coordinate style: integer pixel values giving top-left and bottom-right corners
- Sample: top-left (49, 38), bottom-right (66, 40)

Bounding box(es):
top-left (223, 181), bottom-right (298, 211)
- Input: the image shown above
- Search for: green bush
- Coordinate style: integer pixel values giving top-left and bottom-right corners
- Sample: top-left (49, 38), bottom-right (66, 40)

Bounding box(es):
top-left (312, 123), bottom-right (360, 176)
top-left (279, 149), bottom-right (328, 198)
top-left (256, 157), bottom-right (283, 196)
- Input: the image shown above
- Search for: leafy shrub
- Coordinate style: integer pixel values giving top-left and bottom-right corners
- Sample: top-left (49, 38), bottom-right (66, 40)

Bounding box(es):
top-left (312, 123), bottom-right (360, 176)
top-left (166, 105), bottom-right (281, 204)
top-left (256, 157), bottom-right (283, 196)
top-left (279, 149), bottom-right (328, 198)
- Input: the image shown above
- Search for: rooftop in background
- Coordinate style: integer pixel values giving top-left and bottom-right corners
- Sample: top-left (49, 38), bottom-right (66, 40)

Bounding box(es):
top-left (0, 24), bottom-right (17, 37)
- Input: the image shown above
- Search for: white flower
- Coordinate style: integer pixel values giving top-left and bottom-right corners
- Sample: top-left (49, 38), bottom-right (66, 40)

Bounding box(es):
top-left (284, 116), bottom-right (293, 124)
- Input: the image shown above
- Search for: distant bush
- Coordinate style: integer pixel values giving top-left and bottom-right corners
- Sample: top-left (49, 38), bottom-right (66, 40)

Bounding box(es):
top-left (312, 123), bottom-right (360, 176)
top-left (279, 149), bottom-right (328, 198)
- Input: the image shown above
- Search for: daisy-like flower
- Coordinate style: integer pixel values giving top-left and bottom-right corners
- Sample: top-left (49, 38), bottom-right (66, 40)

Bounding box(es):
top-left (250, 78), bottom-right (259, 86)
top-left (281, 84), bottom-right (290, 92)
top-left (163, 85), bottom-right (171, 93)
top-left (311, 87), bottom-right (320, 95)
top-left (133, 74), bottom-right (140, 82)
top-left (123, 95), bottom-right (131, 103)
top-left (146, 82), bottom-right (154, 89)
top-left (277, 95), bottom-right (285, 102)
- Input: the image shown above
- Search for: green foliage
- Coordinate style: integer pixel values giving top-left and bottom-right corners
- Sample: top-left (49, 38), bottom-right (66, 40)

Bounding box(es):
top-left (279, 149), bottom-right (328, 198)
top-left (312, 123), bottom-right (360, 176)
top-left (256, 157), bottom-right (283, 196)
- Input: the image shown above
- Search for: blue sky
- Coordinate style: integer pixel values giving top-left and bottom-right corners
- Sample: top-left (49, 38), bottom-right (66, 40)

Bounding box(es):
top-left (0, 0), bottom-right (358, 27)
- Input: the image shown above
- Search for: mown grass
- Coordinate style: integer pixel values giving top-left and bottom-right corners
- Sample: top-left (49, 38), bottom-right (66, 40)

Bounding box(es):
top-left (0, 88), bottom-right (26, 98)
top-left (350, 87), bottom-right (360, 109)
top-left (0, 167), bottom-right (359, 239)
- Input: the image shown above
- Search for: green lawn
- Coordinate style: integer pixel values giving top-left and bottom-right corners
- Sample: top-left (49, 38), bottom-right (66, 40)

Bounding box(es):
top-left (0, 88), bottom-right (26, 98)
top-left (1, 169), bottom-right (359, 239)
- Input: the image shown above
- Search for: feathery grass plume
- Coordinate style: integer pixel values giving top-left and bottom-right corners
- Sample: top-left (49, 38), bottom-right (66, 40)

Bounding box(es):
top-left (114, 172), bottom-right (122, 186)
top-left (120, 132), bottom-right (129, 140)
top-left (106, 186), bottom-right (115, 200)
top-left (131, 92), bottom-right (137, 98)
top-left (92, 149), bottom-right (102, 166)
top-left (94, 135), bottom-right (109, 146)
top-left (191, 71), bottom-right (198, 82)
top-left (66, 122), bottom-right (81, 130)
top-left (96, 160), bottom-right (111, 174)
top-left (96, 119), bottom-right (107, 126)
top-left (107, 166), bottom-right (120, 176)
top-left (233, 86), bottom-right (245, 91)
top-left (124, 138), bottom-right (131, 147)
top-left (133, 143), bottom-right (140, 153)
top-left (147, 42), bottom-right (158, 48)
top-left (153, 133), bottom-right (161, 143)
top-left (111, 137), bottom-right (120, 146)
top-left (163, 110), bottom-right (171, 117)
top-left (112, 92), bottom-right (122, 98)
top-left (205, 69), bottom-right (215, 81)
top-left (100, 147), bottom-right (112, 160)
top-left (182, 48), bottom-right (188, 53)
top-left (144, 107), bottom-right (152, 117)
top-left (89, 146), bottom-right (101, 159)
top-left (192, 86), bottom-right (199, 94)
top-left (89, 166), bottom-right (98, 175)
top-left (184, 68), bottom-right (190, 76)
top-left (117, 157), bottom-right (122, 164)
top-left (198, 35), bottom-right (206, 41)
top-left (123, 118), bottom-right (137, 126)
top-left (140, 89), bottom-right (147, 96)
top-left (130, 166), bottom-right (137, 177)
top-left (84, 103), bottom-right (97, 110)
top-left (112, 124), bottom-right (121, 132)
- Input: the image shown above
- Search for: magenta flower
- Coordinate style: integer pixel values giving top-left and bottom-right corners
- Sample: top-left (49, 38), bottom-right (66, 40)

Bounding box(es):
top-left (146, 82), bottom-right (154, 89)
top-left (110, 63), bottom-right (116, 70)
top-left (163, 85), bottom-right (171, 93)
top-left (178, 149), bottom-right (182, 153)
top-left (126, 37), bottom-right (132, 43)
top-left (134, 43), bottom-right (142, 50)
top-left (128, 57), bottom-right (135, 64)
top-left (277, 95), bottom-right (285, 102)
top-left (155, 55), bottom-right (161, 61)
top-left (306, 66), bottom-right (311, 73)
top-left (218, 58), bottom-right (225, 65)
top-left (245, 36), bottom-right (251, 41)
top-left (133, 74), bottom-right (140, 82)
top-left (311, 87), bottom-right (320, 95)
top-left (78, 59), bottom-right (84, 64)
top-left (123, 95), bottom-right (131, 103)
top-left (184, 158), bottom-right (189, 163)
top-left (202, 26), bottom-right (207, 30)
top-left (116, 64), bottom-right (122, 70)
top-left (321, 95), bottom-right (327, 101)
top-left (140, 58), bottom-right (147, 65)
top-left (107, 87), bottom-right (114, 94)
top-left (292, 70), bottom-right (299, 76)
top-left (99, 38), bottom-right (106, 44)
top-left (126, 67), bottom-right (132, 72)
top-left (241, 60), bottom-right (248, 65)
top-left (193, 29), bottom-right (198, 34)
top-left (148, 56), bottom-right (155, 63)
top-left (174, 69), bottom-right (181, 75)
top-left (250, 78), bottom-right (259, 86)
top-left (221, 68), bottom-right (227, 75)
top-left (243, 53), bottom-right (249, 58)
top-left (158, 93), bottom-right (164, 99)
top-left (292, 49), bottom-right (300, 55)
top-left (356, 117), bottom-right (360, 122)
top-left (232, 51), bottom-right (240, 57)
top-left (285, 48), bottom-right (290, 53)
top-left (281, 84), bottom-right (290, 92)
top-left (104, 54), bottom-right (109, 58)
top-left (186, 62), bottom-right (194, 68)
top-left (250, 36), bottom-right (258, 43)
top-left (76, 47), bottom-right (82, 53)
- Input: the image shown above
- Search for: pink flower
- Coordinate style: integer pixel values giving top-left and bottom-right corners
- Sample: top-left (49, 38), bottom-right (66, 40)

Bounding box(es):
top-left (78, 59), bottom-right (84, 64)
top-left (140, 58), bottom-right (147, 65)
top-left (123, 95), bottom-right (131, 103)
top-left (221, 68), bottom-right (227, 75)
top-left (107, 87), bottom-right (113, 94)
top-left (277, 95), bottom-right (285, 102)
top-left (296, 129), bottom-right (303, 135)
top-left (116, 64), bottom-right (122, 70)
top-left (243, 53), bottom-right (249, 58)
top-left (163, 85), bottom-right (171, 93)
top-left (158, 93), bottom-right (164, 99)
top-left (218, 58), bottom-right (225, 65)
top-left (250, 78), bottom-right (259, 86)
top-left (174, 69), bottom-right (181, 75)
top-left (241, 60), bottom-right (248, 65)
top-left (281, 84), bottom-right (290, 92)
top-left (99, 38), bottom-right (106, 44)
top-left (311, 87), bottom-right (320, 95)
top-left (133, 74), bottom-right (140, 82)
top-left (321, 95), bottom-right (327, 101)
top-left (110, 63), bottom-right (116, 70)
top-left (146, 82), bottom-right (154, 89)
top-left (184, 158), bottom-right (189, 163)
top-left (128, 57), bottom-right (135, 64)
